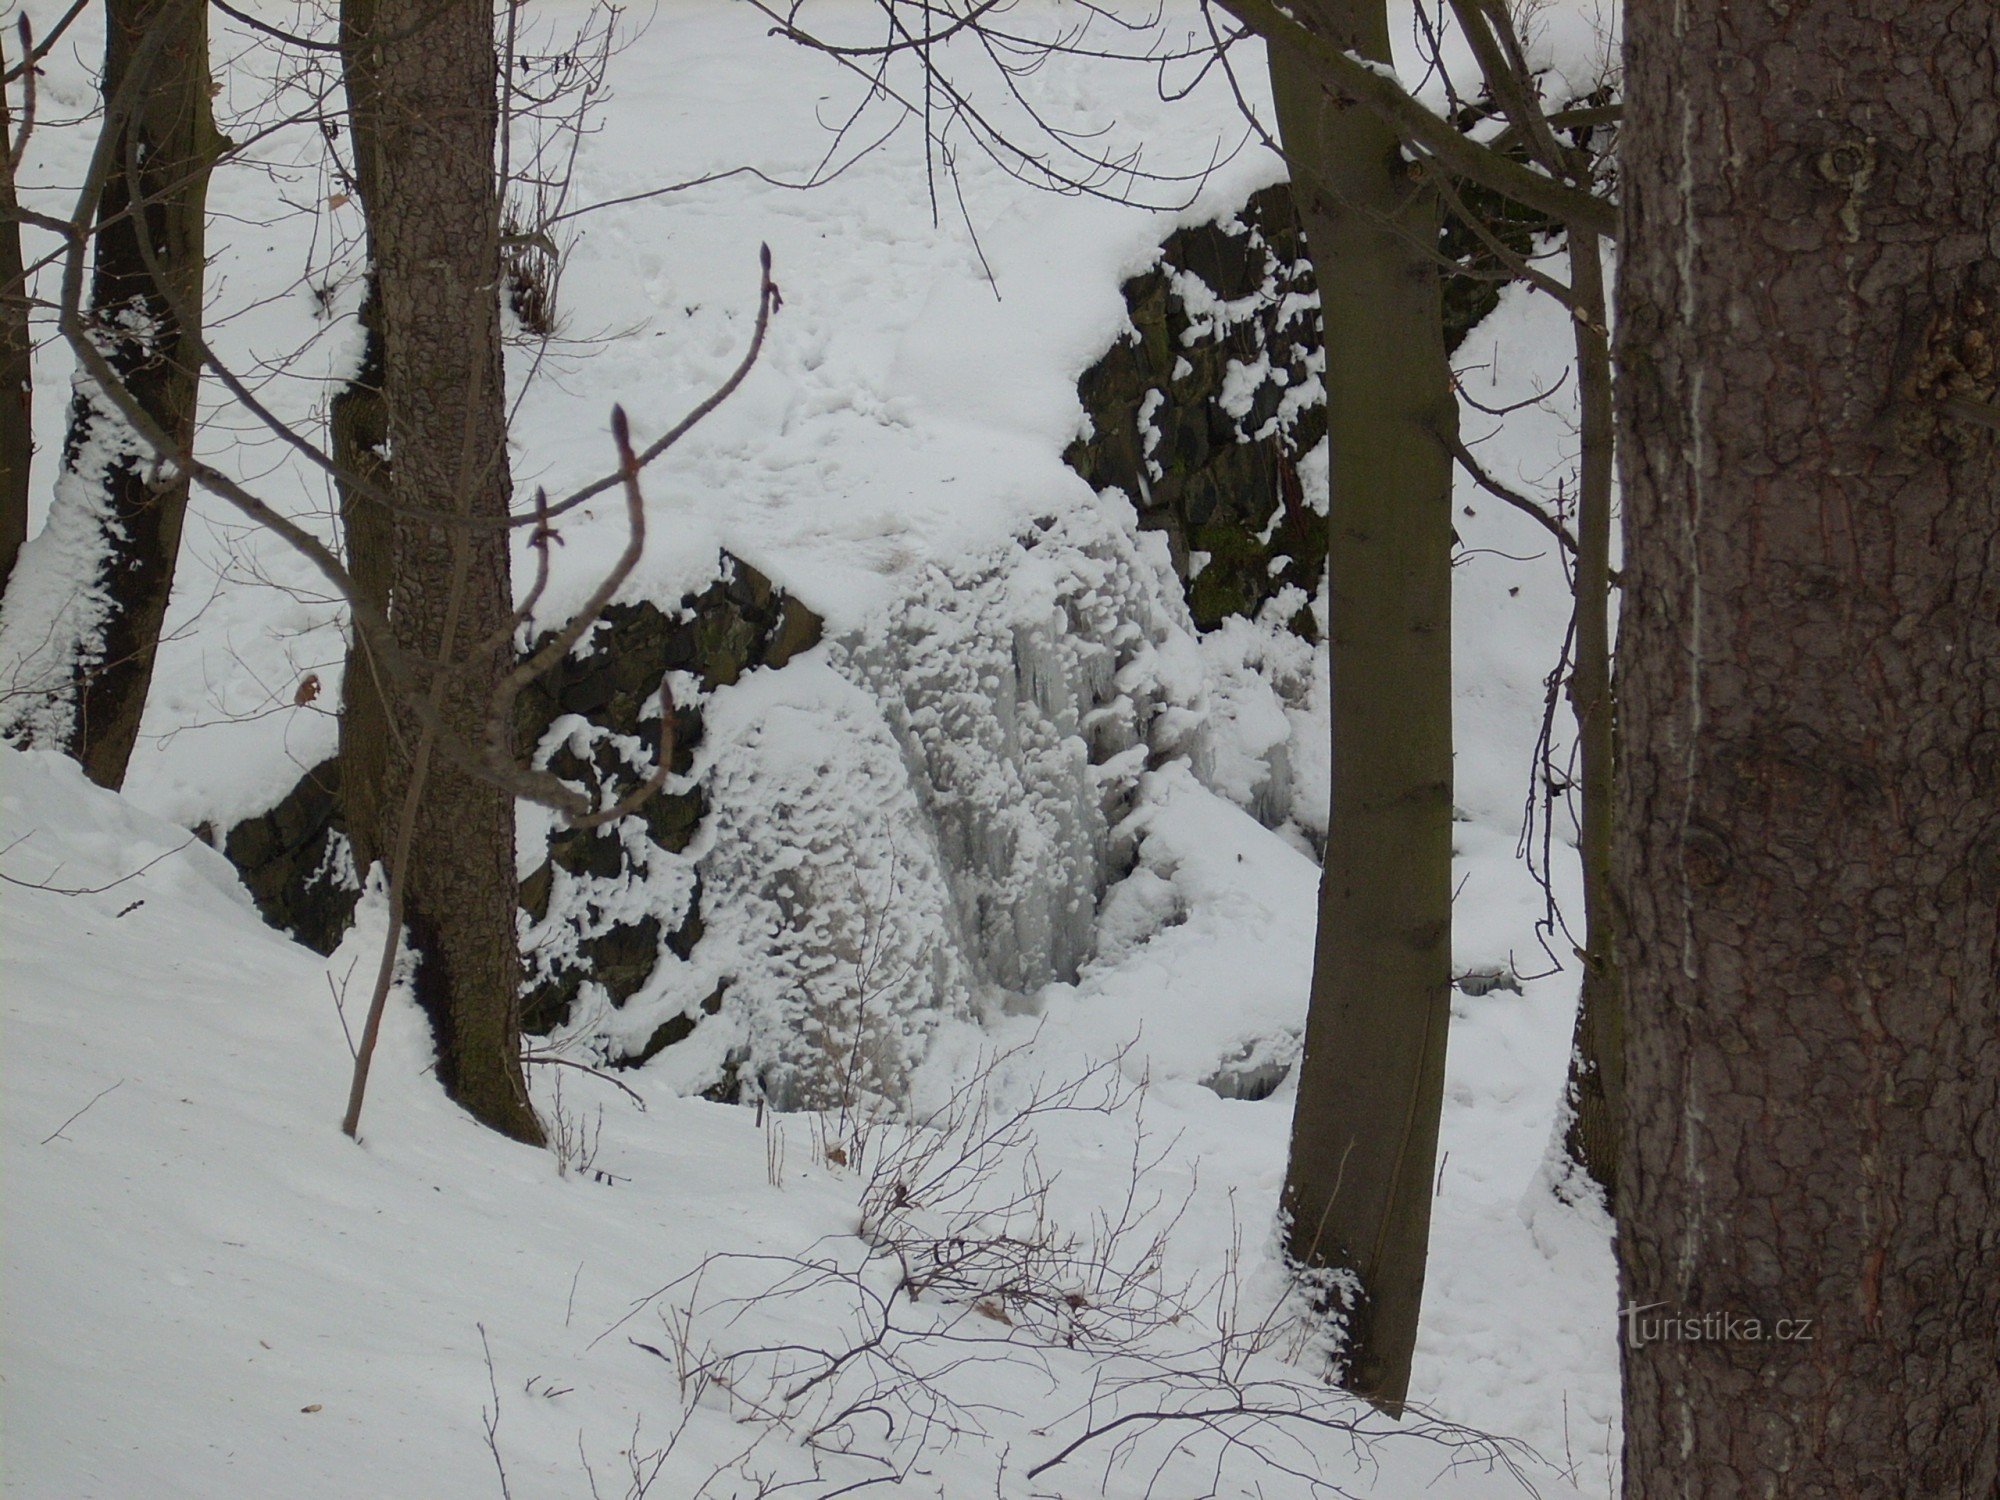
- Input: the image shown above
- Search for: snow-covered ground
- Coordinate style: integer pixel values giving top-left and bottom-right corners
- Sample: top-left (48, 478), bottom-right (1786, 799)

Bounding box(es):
top-left (4, 2), bottom-right (1619, 1495)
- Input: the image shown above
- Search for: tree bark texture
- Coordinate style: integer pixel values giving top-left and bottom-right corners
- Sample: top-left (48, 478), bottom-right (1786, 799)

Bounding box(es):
top-left (1270, 0), bottom-right (1456, 1416)
top-left (330, 0), bottom-right (392, 872)
top-left (1, 50), bottom-right (30, 596)
top-left (22, 0), bottom-right (216, 787)
top-left (1561, 229), bottom-right (1623, 1205)
top-left (1616, 3), bottom-right (1999, 1494)
top-left (344, 0), bottom-right (541, 1143)
top-left (330, 279), bottom-right (391, 873)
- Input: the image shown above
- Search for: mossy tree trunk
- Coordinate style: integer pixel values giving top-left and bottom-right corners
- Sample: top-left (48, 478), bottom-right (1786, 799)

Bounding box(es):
top-left (332, 0), bottom-right (391, 873)
top-left (329, 280), bottom-right (391, 871)
top-left (1268, 0), bottom-right (1456, 1417)
top-left (341, 0), bottom-right (541, 1144)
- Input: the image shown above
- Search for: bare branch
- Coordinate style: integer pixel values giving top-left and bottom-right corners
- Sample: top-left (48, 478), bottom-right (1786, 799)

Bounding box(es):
top-left (210, 0), bottom-right (342, 53)
top-left (534, 244), bottom-right (780, 527)
top-left (0, 835), bottom-right (198, 895)
top-left (1940, 393), bottom-right (2000, 432)
top-left (39, 1078), bottom-right (125, 1145)
top-left (1210, 0), bottom-right (1616, 237)
top-left (1439, 424), bottom-right (1578, 555)
top-left (7, 15), bottom-right (37, 170)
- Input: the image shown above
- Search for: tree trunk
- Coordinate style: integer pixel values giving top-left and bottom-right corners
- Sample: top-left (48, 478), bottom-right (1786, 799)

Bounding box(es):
top-left (343, 0), bottom-right (541, 1143)
top-left (330, 279), bottom-right (391, 871)
top-left (1269, 0), bottom-right (1456, 1416)
top-left (1616, 3), bottom-right (1999, 1493)
top-left (0, 0), bottom-right (216, 786)
top-left (1, 44), bottom-right (30, 596)
top-left (1559, 229), bottom-right (1621, 1204)
top-left (331, 0), bottom-right (392, 872)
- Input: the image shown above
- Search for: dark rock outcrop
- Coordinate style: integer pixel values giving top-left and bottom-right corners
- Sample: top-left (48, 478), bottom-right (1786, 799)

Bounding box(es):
top-left (223, 759), bottom-right (358, 957)
top-left (1065, 176), bottom-right (1556, 632)
top-left (221, 552), bottom-right (820, 1051)
top-left (1065, 184), bottom-right (1326, 634)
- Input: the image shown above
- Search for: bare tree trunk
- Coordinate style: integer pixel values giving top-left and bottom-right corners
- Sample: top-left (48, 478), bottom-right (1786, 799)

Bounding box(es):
top-left (332, 0), bottom-right (392, 872)
top-left (1559, 229), bottom-right (1620, 1203)
top-left (1616, 2), bottom-right (1999, 1492)
top-left (0, 0), bottom-right (216, 786)
top-left (330, 279), bottom-right (391, 871)
top-left (343, 0), bottom-right (541, 1144)
top-left (0, 44), bottom-right (30, 595)
top-left (1269, 0), bottom-right (1455, 1416)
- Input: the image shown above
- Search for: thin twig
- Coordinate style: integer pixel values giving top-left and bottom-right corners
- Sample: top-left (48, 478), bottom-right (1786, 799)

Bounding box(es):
top-left (7, 15), bottom-right (37, 171)
top-left (523, 1052), bottom-right (649, 1110)
top-left (479, 1323), bottom-right (515, 1500)
top-left (40, 1079), bottom-right (125, 1144)
top-left (210, 0), bottom-right (342, 52)
top-left (1438, 426), bottom-right (1577, 555)
top-left (0, 837), bottom-right (196, 896)
top-left (4, 2), bottom-right (88, 87)
top-left (1940, 393), bottom-right (2000, 432)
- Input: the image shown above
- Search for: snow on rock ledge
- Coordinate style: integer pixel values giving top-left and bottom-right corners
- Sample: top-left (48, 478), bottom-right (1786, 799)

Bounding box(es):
top-left (204, 497), bottom-right (1314, 1110)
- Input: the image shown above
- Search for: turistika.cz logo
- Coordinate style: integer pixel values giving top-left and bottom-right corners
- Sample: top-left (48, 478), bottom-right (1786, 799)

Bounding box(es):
top-left (1622, 1303), bottom-right (1817, 1349)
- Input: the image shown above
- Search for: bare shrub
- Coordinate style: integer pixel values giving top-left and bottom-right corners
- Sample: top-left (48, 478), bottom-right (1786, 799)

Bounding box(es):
top-left (496, 0), bottom-right (619, 342)
top-left (589, 1044), bottom-right (1539, 1497)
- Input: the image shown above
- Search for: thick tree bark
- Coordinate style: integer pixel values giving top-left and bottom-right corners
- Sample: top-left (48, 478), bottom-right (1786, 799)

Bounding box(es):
top-left (1616, 3), bottom-right (1999, 1494)
top-left (343, 0), bottom-right (541, 1143)
top-left (0, 0), bottom-right (216, 786)
top-left (1270, 0), bottom-right (1456, 1416)
top-left (330, 280), bottom-right (391, 872)
top-left (1, 50), bottom-right (30, 595)
top-left (1559, 230), bottom-right (1621, 1204)
top-left (331, 0), bottom-right (392, 872)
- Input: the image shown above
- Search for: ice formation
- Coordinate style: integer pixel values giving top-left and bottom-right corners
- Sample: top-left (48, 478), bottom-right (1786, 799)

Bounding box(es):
top-left (687, 660), bottom-right (977, 1111)
top-left (590, 491), bottom-right (1321, 1105)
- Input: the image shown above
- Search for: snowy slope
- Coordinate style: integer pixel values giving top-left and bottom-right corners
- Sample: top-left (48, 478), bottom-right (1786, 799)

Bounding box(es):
top-left (4, 1), bottom-right (1620, 1494)
top-left (3, 745), bottom-right (1584, 1498)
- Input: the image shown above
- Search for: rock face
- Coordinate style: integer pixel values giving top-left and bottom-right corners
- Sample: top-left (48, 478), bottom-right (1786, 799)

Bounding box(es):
top-left (222, 761), bottom-right (359, 957)
top-left (1062, 174), bottom-right (1553, 632)
top-left (222, 554), bottom-right (822, 1061)
top-left (1065, 184), bottom-right (1327, 635)
top-left (637, 499), bottom-right (1286, 1110)
top-left (511, 562), bottom-right (821, 1048)
top-left (1061, 184), bottom-right (1343, 848)
top-left (223, 501), bottom-right (1302, 1110)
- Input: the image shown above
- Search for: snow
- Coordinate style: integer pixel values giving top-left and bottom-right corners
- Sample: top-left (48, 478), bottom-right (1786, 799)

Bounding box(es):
top-left (0, 371), bottom-right (142, 749)
top-left (2, 742), bottom-right (1594, 1498)
top-left (685, 654), bottom-right (979, 1107)
top-left (4, 2), bottom-right (1619, 1495)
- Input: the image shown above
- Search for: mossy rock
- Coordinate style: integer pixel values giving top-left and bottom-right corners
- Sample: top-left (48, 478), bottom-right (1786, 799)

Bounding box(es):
top-left (221, 550), bottom-right (823, 1053)
top-left (622, 982), bottom-right (727, 1071)
top-left (1067, 171), bottom-right (1558, 633)
top-left (223, 759), bottom-right (359, 957)
top-left (1067, 183), bottom-right (1326, 632)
